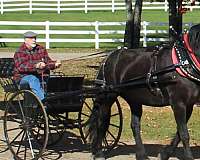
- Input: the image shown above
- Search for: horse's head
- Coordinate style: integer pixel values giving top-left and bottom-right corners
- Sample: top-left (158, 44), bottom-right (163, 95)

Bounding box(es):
top-left (188, 24), bottom-right (200, 57)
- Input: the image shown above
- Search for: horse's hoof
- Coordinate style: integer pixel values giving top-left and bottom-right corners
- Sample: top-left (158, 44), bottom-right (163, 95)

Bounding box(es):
top-left (183, 156), bottom-right (194, 160)
top-left (90, 156), bottom-right (106, 160)
top-left (90, 152), bottom-right (106, 160)
top-left (136, 155), bottom-right (150, 160)
top-left (157, 153), bottom-right (169, 160)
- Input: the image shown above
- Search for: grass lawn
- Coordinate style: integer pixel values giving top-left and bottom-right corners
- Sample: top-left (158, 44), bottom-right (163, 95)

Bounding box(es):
top-left (0, 10), bottom-right (200, 143)
top-left (0, 10), bottom-right (200, 49)
top-left (0, 10), bottom-right (199, 23)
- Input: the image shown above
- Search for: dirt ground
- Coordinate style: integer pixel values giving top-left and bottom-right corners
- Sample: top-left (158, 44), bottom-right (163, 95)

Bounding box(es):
top-left (1, 113), bottom-right (200, 160)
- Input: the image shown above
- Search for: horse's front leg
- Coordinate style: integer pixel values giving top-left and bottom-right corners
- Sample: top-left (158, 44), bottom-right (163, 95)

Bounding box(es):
top-left (159, 132), bottom-right (180, 160)
top-left (130, 103), bottom-right (149, 160)
top-left (159, 105), bottom-right (193, 160)
top-left (171, 103), bottom-right (194, 160)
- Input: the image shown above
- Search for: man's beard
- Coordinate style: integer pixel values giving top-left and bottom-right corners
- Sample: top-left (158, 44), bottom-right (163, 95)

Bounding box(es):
top-left (30, 43), bottom-right (36, 48)
top-left (25, 41), bottom-right (36, 48)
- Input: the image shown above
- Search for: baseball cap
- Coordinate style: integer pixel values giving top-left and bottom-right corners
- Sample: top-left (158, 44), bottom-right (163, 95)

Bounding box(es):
top-left (24, 31), bottom-right (37, 38)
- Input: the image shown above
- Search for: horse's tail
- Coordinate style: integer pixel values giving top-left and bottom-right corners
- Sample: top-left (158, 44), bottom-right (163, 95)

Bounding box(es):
top-left (86, 92), bottom-right (118, 153)
top-left (86, 49), bottom-right (122, 154)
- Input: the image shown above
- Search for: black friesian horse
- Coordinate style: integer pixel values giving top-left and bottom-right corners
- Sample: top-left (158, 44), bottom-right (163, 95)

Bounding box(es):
top-left (88, 24), bottom-right (200, 160)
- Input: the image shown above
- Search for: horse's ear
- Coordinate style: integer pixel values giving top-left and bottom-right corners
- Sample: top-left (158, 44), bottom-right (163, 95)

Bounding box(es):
top-left (188, 24), bottom-right (200, 56)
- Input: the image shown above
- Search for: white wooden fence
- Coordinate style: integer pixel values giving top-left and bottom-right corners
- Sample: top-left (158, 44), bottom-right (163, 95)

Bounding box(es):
top-left (0, 21), bottom-right (195, 49)
top-left (0, 0), bottom-right (199, 14)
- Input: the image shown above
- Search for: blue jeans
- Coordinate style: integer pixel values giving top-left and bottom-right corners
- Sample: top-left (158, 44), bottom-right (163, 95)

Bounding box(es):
top-left (20, 75), bottom-right (45, 100)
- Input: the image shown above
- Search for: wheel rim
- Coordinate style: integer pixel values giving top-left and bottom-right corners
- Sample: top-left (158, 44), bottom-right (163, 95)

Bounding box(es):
top-left (78, 98), bottom-right (93, 144)
top-left (3, 90), bottom-right (49, 160)
top-left (102, 99), bottom-right (123, 152)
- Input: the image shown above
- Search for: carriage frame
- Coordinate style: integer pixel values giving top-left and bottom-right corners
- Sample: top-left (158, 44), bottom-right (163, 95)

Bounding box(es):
top-left (0, 57), bottom-right (123, 160)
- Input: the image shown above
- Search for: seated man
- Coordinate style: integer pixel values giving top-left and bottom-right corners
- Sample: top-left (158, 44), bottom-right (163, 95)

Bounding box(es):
top-left (13, 31), bottom-right (61, 100)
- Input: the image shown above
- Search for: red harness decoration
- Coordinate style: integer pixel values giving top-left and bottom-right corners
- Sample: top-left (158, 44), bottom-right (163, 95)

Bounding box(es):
top-left (171, 47), bottom-right (186, 77)
top-left (183, 33), bottom-right (200, 68)
top-left (171, 33), bottom-right (200, 77)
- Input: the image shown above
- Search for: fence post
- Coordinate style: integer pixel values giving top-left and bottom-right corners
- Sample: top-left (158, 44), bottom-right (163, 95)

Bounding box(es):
top-left (1, 0), bottom-right (3, 14)
top-left (29, 0), bottom-right (32, 14)
top-left (57, 0), bottom-right (60, 14)
top-left (164, 0), bottom-right (168, 12)
top-left (112, 0), bottom-right (114, 12)
top-left (190, 0), bottom-right (193, 12)
top-left (95, 21), bottom-right (99, 49)
top-left (142, 21), bottom-right (147, 47)
top-left (85, 0), bottom-right (88, 13)
top-left (45, 21), bottom-right (50, 49)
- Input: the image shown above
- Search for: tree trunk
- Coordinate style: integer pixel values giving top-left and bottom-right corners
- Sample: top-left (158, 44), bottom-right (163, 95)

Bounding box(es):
top-left (132, 0), bottom-right (143, 48)
top-left (124, 0), bottom-right (143, 49)
top-left (168, 0), bottom-right (182, 43)
top-left (124, 0), bottom-right (133, 48)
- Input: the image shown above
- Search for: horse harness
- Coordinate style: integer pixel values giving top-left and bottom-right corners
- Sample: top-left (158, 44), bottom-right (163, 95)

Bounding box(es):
top-left (146, 44), bottom-right (171, 96)
top-left (147, 33), bottom-right (200, 97)
top-left (96, 35), bottom-right (200, 98)
top-left (172, 33), bottom-right (200, 82)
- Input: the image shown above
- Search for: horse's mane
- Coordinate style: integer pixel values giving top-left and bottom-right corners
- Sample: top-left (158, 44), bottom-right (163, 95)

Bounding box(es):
top-left (188, 24), bottom-right (200, 57)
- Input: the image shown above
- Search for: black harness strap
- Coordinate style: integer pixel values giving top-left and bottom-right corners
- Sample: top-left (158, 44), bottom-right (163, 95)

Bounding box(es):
top-left (146, 45), bottom-right (168, 96)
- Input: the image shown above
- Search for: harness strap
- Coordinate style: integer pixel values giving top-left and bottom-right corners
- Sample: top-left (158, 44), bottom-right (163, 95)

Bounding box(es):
top-left (146, 45), bottom-right (168, 97)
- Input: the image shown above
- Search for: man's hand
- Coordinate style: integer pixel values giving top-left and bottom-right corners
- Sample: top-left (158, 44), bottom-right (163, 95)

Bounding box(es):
top-left (55, 60), bottom-right (61, 68)
top-left (35, 62), bottom-right (46, 69)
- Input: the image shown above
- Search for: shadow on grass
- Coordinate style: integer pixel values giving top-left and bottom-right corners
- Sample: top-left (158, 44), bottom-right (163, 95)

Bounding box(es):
top-left (1, 100), bottom-right (200, 160)
top-left (107, 142), bottom-right (200, 160)
top-left (41, 131), bottom-right (90, 160)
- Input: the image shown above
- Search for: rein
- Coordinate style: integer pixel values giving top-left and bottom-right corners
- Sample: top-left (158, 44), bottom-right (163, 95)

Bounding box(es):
top-left (63, 50), bottom-right (109, 62)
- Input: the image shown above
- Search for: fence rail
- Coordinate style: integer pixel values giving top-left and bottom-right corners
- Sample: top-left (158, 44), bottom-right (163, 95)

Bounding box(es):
top-left (0, 21), bottom-right (195, 49)
top-left (0, 0), bottom-right (200, 14)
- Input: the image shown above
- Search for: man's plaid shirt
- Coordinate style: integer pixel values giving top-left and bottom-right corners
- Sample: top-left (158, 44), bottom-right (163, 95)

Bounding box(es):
top-left (14, 43), bottom-right (56, 81)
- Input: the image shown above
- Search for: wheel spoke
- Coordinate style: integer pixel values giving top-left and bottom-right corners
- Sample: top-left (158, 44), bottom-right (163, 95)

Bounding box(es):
top-left (24, 142), bottom-right (27, 160)
top-left (84, 102), bottom-right (92, 112)
top-left (9, 129), bottom-right (24, 145)
top-left (109, 123), bottom-right (120, 128)
top-left (110, 113), bottom-right (119, 117)
top-left (26, 130), bottom-right (35, 158)
top-left (16, 130), bottom-right (25, 155)
top-left (6, 127), bottom-right (22, 132)
top-left (107, 129), bottom-right (117, 141)
top-left (103, 137), bottom-right (109, 147)
top-left (81, 112), bottom-right (90, 117)
top-left (84, 131), bottom-right (89, 140)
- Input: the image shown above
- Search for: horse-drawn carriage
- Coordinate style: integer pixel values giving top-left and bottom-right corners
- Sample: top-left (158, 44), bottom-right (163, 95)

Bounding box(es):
top-left (1, 24), bottom-right (200, 160)
top-left (0, 58), bottom-right (123, 160)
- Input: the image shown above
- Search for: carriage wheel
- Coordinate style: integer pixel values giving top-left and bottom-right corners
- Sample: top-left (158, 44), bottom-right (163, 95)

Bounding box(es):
top-left (78, 97), bottom-right (123, 153)
top-left (0, 95), bottom-right (10, 153)
top-left (3, 90), bottom-right (49, 160)
top-left (46, 112), bottom-right (65, 146)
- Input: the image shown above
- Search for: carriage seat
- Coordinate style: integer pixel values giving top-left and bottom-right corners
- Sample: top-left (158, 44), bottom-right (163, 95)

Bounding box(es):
top-left (0, 58), bottom-right (14, 78)
top-left (46, 76), bottom-right (84, 113)
top-left (0, 58), bottom-right (19, 93)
